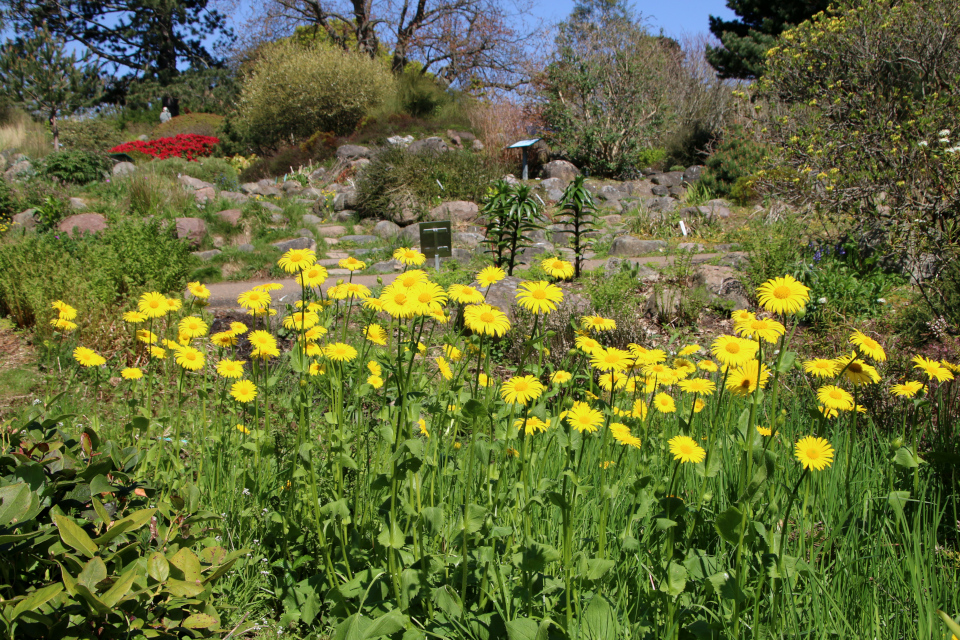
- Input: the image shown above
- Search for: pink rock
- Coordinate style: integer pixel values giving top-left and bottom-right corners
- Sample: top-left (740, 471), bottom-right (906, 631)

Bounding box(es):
top-left (195, 186), bottom-right (216, 204)
top-left (175, 217), bottom-right (208, 246)
top-left (216, 209), bottom-right (243, 226)
top-left (58, 213), bottom-right (107, 236)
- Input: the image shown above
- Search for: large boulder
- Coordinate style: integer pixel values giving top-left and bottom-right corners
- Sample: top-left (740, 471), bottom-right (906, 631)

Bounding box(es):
top-left (240, 182), bottom-right (261, 195)
top-left (314, 225), bottom-right (346, 237)
top-left (387, 135), bottom-right (415, 148)
top-left (428, 201), bottom-right (480, 224)
top-left (373, 220), bottom-right (402, 238)
top-left (408, 137), bottom-right (449, 155)
top-left (4, 160), bottom-right (33, 181)
top-left (282, 180), bottom-right (302, 194)
top-left (178, 175), bottom-right (214, 191)
top-left (68, 197), bottom-right (88, 212)
top-left (12, 209), bottom-right (39, 230)
top-left (220, 191), bottom-right (249, 205)
top-left (540, 160), bottom-right (579, 183)
top-left (337, 145), bottom-right (370, 160)
top-left (694, 264), bottom-right (750, 311)
top-left (58, 213), bottom-right (107, 236)
top-left (272, 237), bottom-right (313, 252)
top-left (175, 217), bottom-right (208, 246)
top-left (683, 165), bottom-right (704, 183)
top-left (112, 161), bottom-right (137, 177)
top-left (216, 209), bottom-right (243, 226)
top-left (609, 236), bottom-right (667, 256)
top-left (650, 171), bottom-right (685, 187)
top-left (195, 187), bottom-right (216, 204)
top-left (333, 189), bottom-right (358, 211)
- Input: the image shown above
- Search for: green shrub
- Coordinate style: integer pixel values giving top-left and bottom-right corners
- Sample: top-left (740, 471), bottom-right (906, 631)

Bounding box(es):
top-left (152, 112), bottom-right (224, 138)
top-left (239, 145), bottom-right (317, 182)
top-left (237, 40), bottom-right (395, 150)
top-left (0, 217), bottom-right (190, 336)
top-left (355, 146), bottom-right (507, 222)
top-left (699, 125), bottom-right (766, 204)
top-left (40, 150), bottom-right (111, 184)
top-left (732, 214), bottom-right (807, 290)
top-left (58, 118), bottom-right (124, 152)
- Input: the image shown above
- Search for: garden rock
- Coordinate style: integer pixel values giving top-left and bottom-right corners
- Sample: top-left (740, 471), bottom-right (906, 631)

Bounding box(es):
top-left (192, 249), bottom-right (221, 261)
top-left (519, 241), bottom-right (555, 263)
top-left (402, 224), bottom-right (420, 243)
top-left (301, 187), bottom-right (323, 199)
top-left (605, 257), bottom-right (659, 282)
top-left (609, 236), bottom-right (667, 256)
top-left (297, 228), bottom-right (314, 238)
top-left (12, 209), bottom-right (38, 230)
top-left (694, 265), bottom-right (750, 310)
top-left (371, 259), bottom-right (401, 273)
top-left (387, 135), bottom-right (415, 147)
top-left (4, 160), bottom-right (33, 181)
top-left (620, 180), bottom-right (654, 197)
top-left (645, 197), bottom-right (677, 213)
top-left (541, 160), bottom-right (579, 183)
top-left (598, 186), bottom-right (622, 201)
top-left (196, 187), bottom-right (216, 204)
top-left (216, 209), bottom-right (243, 226)
top-left (220, 191), bottom-right (249, 205)
top-left (650, 171), bottom-right (685, 187)
top-left (601, 215), bottom-right (622, 225)
top-left (213, 236), bottom-right (225, 248)
top-left (337, 144), bottom-right (371, 160)
top-left (175, 217), bottom-right (208, 246)
top-left (68, 197), bottom-right (88, 212)
top-left (540, 177), bottom-right (565, 192)
top-left (308, 168), bottom-right (326, 182)
top-left (683, 166), bottom-right (704, 183)
top-left (260, 202), bottom-right (282, 213)
top-left (678, 242), bottom-right (706, 253)
top-left (238, 243), bottom-right (255, 253)
top-left (301, 214), bottom-right (323, 226)
top-left (472, 140), bottom-right (485, 152)
top-left (428, 200), bottom-right (479, 224)
top-left (282, 181), bottom-right (302, 193)
top-left (644, 287), bottom-right (683, 319)
top-left (373, 220), bottom-right (402, 238)
top-left (112, 161), bottom-right (136, 177)
top-left (408, 137), bottom-right (448, 155)
top-left (651, 185), bottom-right (669, 197)
top-left (717, 252), bottom-right (750, 269)
top-left (272, 237), bottom-right (313, 252)
top-left (270, 213), bottom-right (285, 224)
top-left (502, 174), bottom-right (520, 186)
top-left (179, 175), bottom-right (214, 190)
top-left (240, 182), bottom-right (261, 195)
top-left (340, 234), bottom-right (378, 245)
top-left (600, 201), bottom-right (623, 213)
top-left (667, 185), bottom-right (686, 198)
top-left (702, 200), bottom-right (732, 219)
top-left (333, 210), bottom-right (356, 223)
top-left (453, 232), bottom-right (484, 248)
top-left (333, 189), bottom-right (357, 211)
top-left (58, 213), bottom-right (108, 236)
top-left (261, 186), bottom-right (282, 198)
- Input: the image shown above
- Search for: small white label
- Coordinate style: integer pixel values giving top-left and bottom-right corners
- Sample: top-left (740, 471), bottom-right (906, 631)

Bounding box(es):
top-left (679, 220), bottom-right (688, 236)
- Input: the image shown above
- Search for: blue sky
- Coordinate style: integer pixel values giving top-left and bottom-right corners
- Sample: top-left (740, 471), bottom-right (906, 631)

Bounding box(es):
top-left (528, 0), bottom-right (737, 37)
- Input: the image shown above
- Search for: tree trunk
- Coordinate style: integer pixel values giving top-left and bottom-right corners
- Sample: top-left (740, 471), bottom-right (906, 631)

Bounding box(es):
top-left (50, 111), bottom-right (59, 152)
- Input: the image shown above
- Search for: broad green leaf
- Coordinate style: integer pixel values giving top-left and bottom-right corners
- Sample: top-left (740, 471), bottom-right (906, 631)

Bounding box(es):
top-left (89, 474), bottom-right (113, 495)
top-left (378, 522), bottom-right (405, 549)
top-left (74, 584), bottom-right (110, 616)
top-left (714, 506), bottom-right (743, 546)
top-left (887, 491), bottom-right (911, 520)
top-left (334, 613), bottom-right (368, 640)
top-left (165, 578), bottom-right (206, 597)
top-left (91, 497), bottom-right (111, 526)
top-left (169, 547), bottom-right (202, 583)
top-left (54, 514), bottom-right (98, 558)
top-left (505, 618), bottom-right (541, 640)
top-left (707, 571), bottom-right (745, 603)
top-left (183, 613), bottom-right (220, 629)
top-left (515, 541), bottom-right (560, 572)
top-left (463, 504), bottom-right (486, 534)
top-left (9, 583), bottom-right (62, 622)
top-left (0, 483), bottom-right (32, 527)
top-left (893, 447), bottom-right (921, 469)
top-left (101, 564), bottom-right (138, 608)
top-left (420, 507), bottom-right (444, 537)
top-left (584, 558), bottom-right (616, 581)
top-left (148, 551), bottom-right (169, 582)
top-left (78, 557), bottom-right (107, 591)
top-left (363, 609), bottom-right (408, 638)
top-left (662, 562), bottom-right (687, 597)
top-left (581, 594), bottom-right (618, 640)
top-left (432, 585), bottom-right (462, 618)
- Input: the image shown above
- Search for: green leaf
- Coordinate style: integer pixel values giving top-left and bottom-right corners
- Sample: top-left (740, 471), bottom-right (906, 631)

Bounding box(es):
top-left (54, 514), bottom-right (98, 558)
top-left (148, 551), bottom-right (169, 582)
top-left (9, 583), bottom-right (63, 622)
top-left (183, 613), bottom-right (220, 629)
top-left (584, 558), bottom-right (616, 581)
top-left (74, 584), bottom-right (110, 616)
top-left (463, 504), bottom-right (486, 534)
top-left (714, 506), bottom-right (743, 546)
top-left (936, 610), bottom-right (960, 637)
top-left (168, 547), bottom-right (202, 583)
top-left (89, 474), bottom-right (113, 495)
top-left (515, 541), bottom-right (560, 572)
top-left (661, 562), bottom-right (687, 597)
top-left (893, 447), bottom-right (921, 469)
top-left (378, 522), bottom-right (405, 549)
top-left (420, 507), bottom-right (444, 537)
top-left (78, 557), bottom-right (107, 591)
top-left (101, 564), bottom-right (138, 607)
top-left (432, 585), bottom-right (462, 619)
top-left (0, 483), bottom-right (33, 527)
top-left (93, 508), bottom-right (156, 546)
top-left (707, 571), bottom-right (746, 603)
top-left (581, 594), bottom-right (618, 640)
top-left (887, 490), bottom-right (911, 520)
top-left (363, 610), bottom-right (408, 638)
top-left (505, 618), bottom-right (546, 640)
top-left (165, 578), bottom-right (206, 597)
top-left (91, 497), bottom-right (111, 525)
top-left (462, 399), bottom-right (488, 420)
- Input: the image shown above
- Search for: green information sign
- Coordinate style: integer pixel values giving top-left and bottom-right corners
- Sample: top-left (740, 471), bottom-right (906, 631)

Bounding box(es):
top-left (419, 221), bottom-right (452, 270)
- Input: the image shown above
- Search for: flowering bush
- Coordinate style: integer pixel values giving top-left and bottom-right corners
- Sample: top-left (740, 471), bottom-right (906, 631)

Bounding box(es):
top-left (109, 133), bottom-right (219, 161)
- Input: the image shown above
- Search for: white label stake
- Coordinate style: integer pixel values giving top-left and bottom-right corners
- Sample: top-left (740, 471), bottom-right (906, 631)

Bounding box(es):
top-left (679, 220), bottom-right (688, 237)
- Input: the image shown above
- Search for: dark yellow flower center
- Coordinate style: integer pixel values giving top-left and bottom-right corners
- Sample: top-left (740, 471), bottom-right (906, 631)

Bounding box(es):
top-left (773, 285), bottom-right (792, 299)
top-left (532, 290), bottom-right (546, 300)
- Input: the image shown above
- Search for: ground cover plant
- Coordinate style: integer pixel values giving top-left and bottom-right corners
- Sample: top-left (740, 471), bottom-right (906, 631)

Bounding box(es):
top-left (12, 247), bottom-right (959, 639)
top-left (109, 134), bottom-right (219, 161)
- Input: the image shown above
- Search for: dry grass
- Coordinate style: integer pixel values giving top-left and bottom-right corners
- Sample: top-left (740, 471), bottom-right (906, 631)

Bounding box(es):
top-left (0, 111), bottom-right (53, 158)
top-left (465, 99), bottom-right (541, 160)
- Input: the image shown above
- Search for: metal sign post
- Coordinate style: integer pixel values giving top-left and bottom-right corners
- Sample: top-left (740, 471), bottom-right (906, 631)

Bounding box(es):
top-left (419, 221), bottom-right (452, 272)
top-left (506, 138), bottom-right (541, 181)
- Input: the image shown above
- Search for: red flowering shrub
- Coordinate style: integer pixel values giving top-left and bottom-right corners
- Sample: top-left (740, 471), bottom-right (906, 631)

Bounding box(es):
top-left (109, 134), bottom-right (219, 161)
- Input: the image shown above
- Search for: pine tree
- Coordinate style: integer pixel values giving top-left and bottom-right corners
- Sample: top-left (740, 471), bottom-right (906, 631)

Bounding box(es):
top-left (706, 0), bottom-right (830, 79)
top-left (0, 26), bottom-right (101, 150)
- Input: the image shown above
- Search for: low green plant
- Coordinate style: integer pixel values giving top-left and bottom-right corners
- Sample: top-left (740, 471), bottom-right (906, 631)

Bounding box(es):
top-left (152, 113), bottom-right (224, 138)
top-left (733, 214), bottom-right (807, 290)
top-left (0, 176), bottom-right (16, 227)
top-left (40, 150), bottom-right (110, 185)
top-left (556, 176), bottom-right (598, 278)
top-left (0, 403), bottom-right (244, 639)
top-left (58, 118), bottom-right (123, 153)
top-left (480, 181), bottom-right (544, 276)
top-left (145, 157), bottom-right (238, 187)
top-left (355, 146), bottom-right (506, 223)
